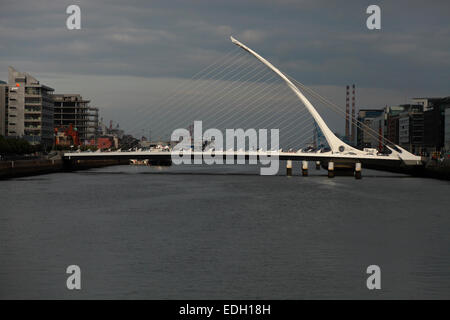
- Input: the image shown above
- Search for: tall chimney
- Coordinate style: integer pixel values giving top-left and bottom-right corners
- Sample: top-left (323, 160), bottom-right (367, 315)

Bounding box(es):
top-left (345, 85), bottom-right (350, 139)
top-left (351, 84), bottom-right (356, 143)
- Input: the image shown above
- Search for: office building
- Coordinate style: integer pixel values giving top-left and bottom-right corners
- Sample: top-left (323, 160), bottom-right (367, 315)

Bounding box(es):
top-left (5, 66), bottom-right (54, 146)
top-left (445, 107), bottom-right (450, 151)
top-left (418, 97), bottom-right (450, 152)
top-left (356, 109), bottom-right (384, 149)
top-left (0, 80), bottom-right (8, 136)
top-left (384, 105), bottom-right (410, 145)
top-left (53, 94), bottom-right (99, 144)
top-left (397, 105), bottom-right (424, 154)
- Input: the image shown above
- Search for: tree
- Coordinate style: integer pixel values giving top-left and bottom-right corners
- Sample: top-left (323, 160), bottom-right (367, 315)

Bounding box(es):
top-left (0, 135), bottom-right (35, 155)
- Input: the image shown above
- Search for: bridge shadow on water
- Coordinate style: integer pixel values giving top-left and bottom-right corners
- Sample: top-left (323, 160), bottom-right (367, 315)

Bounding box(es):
top-left (75, 167), bottom-right (414, 179)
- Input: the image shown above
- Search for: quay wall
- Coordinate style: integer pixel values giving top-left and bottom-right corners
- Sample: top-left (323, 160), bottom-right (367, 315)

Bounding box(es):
top-left (362, 159), bottom-right (450, 181)
top-left (1, 157), bottom-right (449, 180)
top-left (0, 159), bottom-right (128, 180)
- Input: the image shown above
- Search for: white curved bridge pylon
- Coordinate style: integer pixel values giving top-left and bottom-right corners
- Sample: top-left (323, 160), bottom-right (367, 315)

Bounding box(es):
top-left (64, 37), bottom-right (423, 167)
top-left (229, 36), bottom-right (422, 165)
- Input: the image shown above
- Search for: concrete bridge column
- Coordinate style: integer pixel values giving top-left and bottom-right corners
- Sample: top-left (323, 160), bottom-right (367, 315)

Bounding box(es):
top-left (328, 161), bottom-right (334, 178)
top-left (315, 161), bottom-right (321, 170)
top-left (355, 162), bottom-right (362, 179)
top-left (286, 160), bottom-right (292, 176)
top-left (302, 161), bottom-right (308, 176)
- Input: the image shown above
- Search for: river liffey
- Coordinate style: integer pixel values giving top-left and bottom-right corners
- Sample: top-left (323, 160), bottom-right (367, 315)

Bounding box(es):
top-left (0, 164), bottom-right (449, 299)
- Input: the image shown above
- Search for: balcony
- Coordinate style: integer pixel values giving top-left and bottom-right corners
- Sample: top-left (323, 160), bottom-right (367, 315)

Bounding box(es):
top-left (24, 124), bottom-right (41, 129)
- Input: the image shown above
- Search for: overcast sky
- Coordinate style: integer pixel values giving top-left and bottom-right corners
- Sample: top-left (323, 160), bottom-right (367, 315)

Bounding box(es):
top-left (1, 0), bottom-right (449, 139)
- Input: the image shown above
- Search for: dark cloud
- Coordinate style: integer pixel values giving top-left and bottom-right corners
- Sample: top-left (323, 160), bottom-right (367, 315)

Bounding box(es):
top-left (0, 0), bottom-right (449, 138)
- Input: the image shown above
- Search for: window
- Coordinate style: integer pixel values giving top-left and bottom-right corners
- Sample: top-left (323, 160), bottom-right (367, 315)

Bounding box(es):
top-left (25, 87), bottom-right (41, 95)
top-left (25, 97), bottom-right (41, 103)
top-left (25, 106), bottom-right (41, 112)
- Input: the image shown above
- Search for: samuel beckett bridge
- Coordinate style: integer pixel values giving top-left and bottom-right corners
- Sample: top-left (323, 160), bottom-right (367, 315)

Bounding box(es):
top-left (64, 37), bottom-right (423, 177)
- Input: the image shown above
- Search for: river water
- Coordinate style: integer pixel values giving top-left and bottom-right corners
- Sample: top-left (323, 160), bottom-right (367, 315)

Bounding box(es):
top-left (0, 163), bottom-right (449, 299)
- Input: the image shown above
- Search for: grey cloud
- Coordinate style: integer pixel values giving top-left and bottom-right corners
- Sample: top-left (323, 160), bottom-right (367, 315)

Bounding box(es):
top-left (0, 0), bottom-right (449, 139)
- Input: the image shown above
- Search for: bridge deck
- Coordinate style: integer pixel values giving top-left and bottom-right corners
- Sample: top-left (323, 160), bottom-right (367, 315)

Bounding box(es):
top-left (63, 150), bottom-right (405, 165)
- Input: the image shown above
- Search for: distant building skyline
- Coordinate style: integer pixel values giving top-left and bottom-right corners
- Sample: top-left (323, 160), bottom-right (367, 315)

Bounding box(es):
top-left (357, 98), bottom-right (450, 154)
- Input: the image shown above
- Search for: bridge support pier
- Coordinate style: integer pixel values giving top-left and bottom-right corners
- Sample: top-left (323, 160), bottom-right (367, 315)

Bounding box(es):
top-left (355, 162), bottom-right (362, 179)
top-left (286, 160), bottom-right (292, 176)
top-left (302, 161), bottom-right (308, 176)
top-left (315, 161), bottom-right (320, 170)
top-left (328, 161), bottom-right (334, 178)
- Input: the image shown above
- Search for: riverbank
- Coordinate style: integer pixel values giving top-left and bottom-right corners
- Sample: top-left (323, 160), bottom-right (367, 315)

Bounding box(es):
top-left (421, 159), bottom-right (450, 180)
top-left (363, 158), bottom-right (450, 181)
top-left (0, 159), bottom-right (129, 180)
